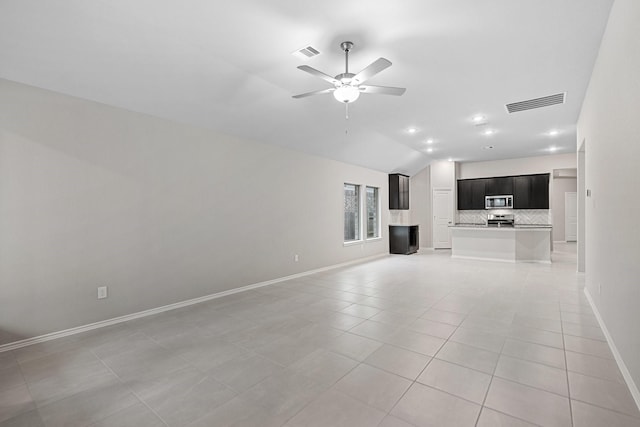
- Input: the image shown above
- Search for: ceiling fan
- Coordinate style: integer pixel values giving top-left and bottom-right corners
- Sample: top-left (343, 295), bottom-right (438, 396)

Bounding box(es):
top-left (292, 41), bottom-right (406, 104)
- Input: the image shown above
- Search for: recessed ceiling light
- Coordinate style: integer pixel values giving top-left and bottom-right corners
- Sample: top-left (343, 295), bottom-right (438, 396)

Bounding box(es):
top-left (548, 129), bottom-right (559, 137)
top-left (426, 138), bottom-right (434, 144)
top-left (549, 146), bottom-right (558, 152)
top-left (407, 127), bottom-right (418, 134)
top-left (448, 158), bottom-right (453, 162)
top-left (426, 148), bottom-right (433, 153)
top-left (483, 145), bottom-right (494, 150)
top-left (472, 115), bottom-right (487, 125)
top-left (483, 129), bottom-right (495, 136)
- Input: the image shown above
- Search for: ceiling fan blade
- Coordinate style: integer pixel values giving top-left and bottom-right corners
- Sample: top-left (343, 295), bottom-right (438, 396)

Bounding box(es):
top-left (297, 65), bottom-right (339, 85)
top-left (292, 88), bottom-right (335, 99)
top-left (352, 58), bottom-right (392, 84)
top-left (359, 85), bottom-right (406, 96)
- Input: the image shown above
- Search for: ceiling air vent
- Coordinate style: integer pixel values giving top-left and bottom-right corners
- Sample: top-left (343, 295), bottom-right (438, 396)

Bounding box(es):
top-left (506, 92), bottom-right (566, 113)
top-left (294, 45), bottom-right (320, 59)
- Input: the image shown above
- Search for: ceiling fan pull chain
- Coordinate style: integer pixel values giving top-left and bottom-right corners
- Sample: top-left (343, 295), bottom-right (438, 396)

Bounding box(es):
top-left (345, 104), bottom-right (350, 134)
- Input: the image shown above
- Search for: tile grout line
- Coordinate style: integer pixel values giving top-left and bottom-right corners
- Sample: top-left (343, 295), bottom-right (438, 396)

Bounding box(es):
top-left (382, 345), bottom-right (438, 426)
top-left (0, 254), bottom-right (390, 354)
top-left (10, 352), bottom-right (44, 425)
top-left (7, 248), bottom-right (624, 426)
top-left (91, 348), bottom-right (172, 427)
top-left (560, 301), bottom-right (576, 427)
top-left (473, 321), bottom-right (507, 427)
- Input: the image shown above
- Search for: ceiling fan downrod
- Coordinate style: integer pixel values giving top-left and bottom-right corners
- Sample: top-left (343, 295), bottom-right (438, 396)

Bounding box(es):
top-left (341, 41), bottom-right (353, 74)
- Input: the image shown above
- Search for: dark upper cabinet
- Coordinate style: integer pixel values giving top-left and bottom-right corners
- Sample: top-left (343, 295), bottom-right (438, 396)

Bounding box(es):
top-left (528, 174), bottom-right (550, 208)
top-left (389, 174), bottom-right (409, 210)
top-left (458, 173), bottom-right (549, 210)
top-left (457, 179), bottom-right (486, 210)
top-left (513, 176), bottom-right (529, 208)
top-left (485, 176), bottom-right (514, 196)
top-left (514, 173), bottom-right (550, 209)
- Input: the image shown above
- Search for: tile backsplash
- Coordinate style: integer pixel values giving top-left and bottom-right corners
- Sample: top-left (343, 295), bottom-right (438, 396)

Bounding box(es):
top-left (457, 209), bottom-right (551, 225)
top-left (390, 210), bottom-right (411, 225)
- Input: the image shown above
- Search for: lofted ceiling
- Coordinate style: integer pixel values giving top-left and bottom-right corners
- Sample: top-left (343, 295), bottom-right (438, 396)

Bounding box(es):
top-left (0, 0), bottom-right (613, 175)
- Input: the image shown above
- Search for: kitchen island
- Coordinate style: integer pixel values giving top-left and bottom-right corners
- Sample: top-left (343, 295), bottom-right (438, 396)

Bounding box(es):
top-left (450, 224), bottom-right (552, 263)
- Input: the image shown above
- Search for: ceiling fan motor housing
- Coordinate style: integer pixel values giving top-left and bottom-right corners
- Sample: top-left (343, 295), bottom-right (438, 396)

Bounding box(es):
top-left (336, 73), bottom-right (355, 84)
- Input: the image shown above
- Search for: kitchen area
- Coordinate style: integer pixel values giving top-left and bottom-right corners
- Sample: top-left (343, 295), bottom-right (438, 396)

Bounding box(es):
top-left (388, 154), bottom-right (577, 263)
top-left (451, 174), bottom-right (553, 263)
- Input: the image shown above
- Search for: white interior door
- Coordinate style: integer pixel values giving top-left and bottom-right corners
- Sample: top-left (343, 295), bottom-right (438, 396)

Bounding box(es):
top-left (433, 189), bottom-right (453, 249)
top-left (565, 192), bottom-right (578, 242)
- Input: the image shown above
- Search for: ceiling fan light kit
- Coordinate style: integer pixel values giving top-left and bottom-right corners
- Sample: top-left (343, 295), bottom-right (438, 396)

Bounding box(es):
top-left (293, 41), bottom-right (406, 105)
top-left (333, 85), bottom-right (360, 103)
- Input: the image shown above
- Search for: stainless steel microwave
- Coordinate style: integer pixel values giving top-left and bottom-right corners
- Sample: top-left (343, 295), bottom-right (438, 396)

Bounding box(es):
top-left (485, 195), bottom-right (513, 209)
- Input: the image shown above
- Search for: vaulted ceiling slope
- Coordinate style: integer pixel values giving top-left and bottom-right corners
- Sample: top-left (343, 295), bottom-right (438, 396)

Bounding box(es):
top-left (0, 0), bottom-right (613, 175)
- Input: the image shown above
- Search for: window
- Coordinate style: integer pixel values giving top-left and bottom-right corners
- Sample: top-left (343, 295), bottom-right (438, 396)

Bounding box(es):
top-left (344, 183), bottom-right (360, 242)
top-left (366, 186), bottom-right (380, 239)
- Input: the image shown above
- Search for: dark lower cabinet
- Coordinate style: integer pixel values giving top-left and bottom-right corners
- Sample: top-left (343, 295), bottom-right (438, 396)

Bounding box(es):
top-left (389, 225), bottom-right (419, 255)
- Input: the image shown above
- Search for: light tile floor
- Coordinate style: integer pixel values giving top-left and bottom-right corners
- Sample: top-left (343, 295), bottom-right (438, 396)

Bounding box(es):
top-left (1, 243), bottom-right (640, 426)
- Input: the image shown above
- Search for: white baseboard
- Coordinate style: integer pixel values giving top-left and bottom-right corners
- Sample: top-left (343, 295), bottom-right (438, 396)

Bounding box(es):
top-left (0, 253), bottom-right (388, 353)
top-left (584, 288), bottom-right (640, 412)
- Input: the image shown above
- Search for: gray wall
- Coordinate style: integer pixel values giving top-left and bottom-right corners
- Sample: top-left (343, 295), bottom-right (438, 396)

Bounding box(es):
top-left (551, 177), bottom-right (577, 242)
top-left (0, 79), bottom-right (389, 345)
top-left (409, 165), bottom-right (431, 249)
top-left (577, 0), bottom-right (640, 398)
top-left (457, 153), bottom-right (576, 180)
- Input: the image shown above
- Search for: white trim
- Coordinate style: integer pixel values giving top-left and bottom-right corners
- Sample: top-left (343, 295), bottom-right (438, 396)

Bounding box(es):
top-left (364, 237), bottom-right (382, 243)
top-left (343, 182), bottom-right (362, 244)
top-left (584, 288), bottom-right (640, 412)
top-left (365, 185), bottom-right (382, 241)
top-left (0, 253), bottom-right (388, 353)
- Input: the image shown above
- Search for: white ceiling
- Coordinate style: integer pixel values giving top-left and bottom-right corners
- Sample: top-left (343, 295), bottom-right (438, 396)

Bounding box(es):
top-left (0, 0), bottom-right (613, 175)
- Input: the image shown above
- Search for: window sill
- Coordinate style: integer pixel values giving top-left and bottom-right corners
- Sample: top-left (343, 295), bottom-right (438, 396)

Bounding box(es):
top-left (343, 240), bottom-right (363, 247)
top-left (365, 237), bottom-right (382, 242)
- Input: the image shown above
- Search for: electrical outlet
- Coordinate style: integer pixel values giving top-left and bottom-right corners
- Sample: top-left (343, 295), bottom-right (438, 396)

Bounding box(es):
top-left (97, 286), bottom-right (108, 299)
top-left (294, 254), bottom-right (299, 262)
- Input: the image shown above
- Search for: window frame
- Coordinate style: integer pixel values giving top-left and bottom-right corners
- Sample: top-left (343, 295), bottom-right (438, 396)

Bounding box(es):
top-left (343, 182), bottom-right (362, 244)
top-left (365, 186), bottom-right (381, 241)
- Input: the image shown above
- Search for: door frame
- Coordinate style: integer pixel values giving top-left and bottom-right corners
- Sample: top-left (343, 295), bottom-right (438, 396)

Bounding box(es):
top-left (432, 187), bottom-right (454, 249)
top-left (565, 191), bottom-right (578, 242)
